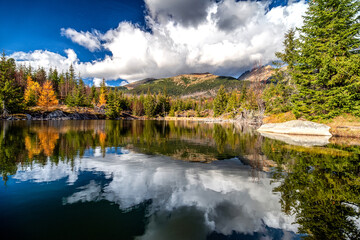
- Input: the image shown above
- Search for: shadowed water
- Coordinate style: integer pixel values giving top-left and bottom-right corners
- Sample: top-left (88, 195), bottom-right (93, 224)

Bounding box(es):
top-left (0, 120), bottom-right (359, 240)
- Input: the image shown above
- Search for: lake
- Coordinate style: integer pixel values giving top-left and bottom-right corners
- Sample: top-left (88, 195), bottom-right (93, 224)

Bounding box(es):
top-left (0, 120), bottom-right (359, 240)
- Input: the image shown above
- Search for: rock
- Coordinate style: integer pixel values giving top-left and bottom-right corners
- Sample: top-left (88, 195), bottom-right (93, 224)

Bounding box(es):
top-left (46, 110), bottom-right (67, 120)
top-left (259, 132), bottom-right (331, 147)
top-left (257, 120), bottom-right (331, 136)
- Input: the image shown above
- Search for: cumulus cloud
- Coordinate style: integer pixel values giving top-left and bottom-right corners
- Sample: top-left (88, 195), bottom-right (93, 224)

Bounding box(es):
top-left (9, 0), bottom-right (308, 82)
top-left (61, 28), bottom-right (101, 52)
top-left (10, 49), bottom-right (78, 73)
top-left (144, 0), bottom-right (214, 27)
top-left (92, 77), bottom-right (103, 87)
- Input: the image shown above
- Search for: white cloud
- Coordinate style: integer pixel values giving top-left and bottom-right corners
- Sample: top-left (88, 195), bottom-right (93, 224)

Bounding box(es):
top-left (10, 49), bottom-right (78, 73)
top-left (61, 28), bottom-right (101, 52)
top-left (92, 77), bottom-right (103, 87)
top-left (9, 0), bottom-right (308, 82)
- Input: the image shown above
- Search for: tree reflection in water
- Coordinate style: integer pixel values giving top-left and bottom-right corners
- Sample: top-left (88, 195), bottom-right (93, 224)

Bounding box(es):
top-left (0, 120), bottom-right (359, 239)
top-left (263, 138), bottom-right (360, 239)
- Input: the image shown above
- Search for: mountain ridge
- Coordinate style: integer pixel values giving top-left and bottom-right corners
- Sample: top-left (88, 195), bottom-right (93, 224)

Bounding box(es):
top-left (122, 65), bottom-right (274, 97)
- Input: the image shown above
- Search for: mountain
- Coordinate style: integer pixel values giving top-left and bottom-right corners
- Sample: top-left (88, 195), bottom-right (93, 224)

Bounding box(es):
top-left (124, 73), bottom-right (244, 97)
top-left (237, 65), bottom-right (274, 82)
top-left (121, 65), bottom-right (275, 97)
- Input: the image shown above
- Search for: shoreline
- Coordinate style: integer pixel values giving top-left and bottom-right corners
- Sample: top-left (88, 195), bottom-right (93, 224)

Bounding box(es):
top-left (1, 110), bottom-right (359, 139)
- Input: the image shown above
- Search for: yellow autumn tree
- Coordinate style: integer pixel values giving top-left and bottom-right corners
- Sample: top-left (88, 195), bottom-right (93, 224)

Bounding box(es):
top-left (98, 78), bottom-right (107, 106)
top-left (24, 76), bottom-right (41, 106)
top-left (37, 80), bottom-right (59, 107)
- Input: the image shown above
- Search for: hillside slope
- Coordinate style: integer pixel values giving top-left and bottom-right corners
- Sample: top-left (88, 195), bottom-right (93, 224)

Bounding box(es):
top-left (124, 73), bottom-right (246, 97)
top-left (122, 65), bottom-right (275, 97)
top-left (237, 65), bottom-right (274, 82)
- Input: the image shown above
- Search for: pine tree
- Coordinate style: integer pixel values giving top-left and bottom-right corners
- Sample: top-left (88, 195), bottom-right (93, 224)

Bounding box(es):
top-left (275, 28), bottom-right (298, 72)
top-left (106, 90), bottom-right (122, 119)
top-left (226, 90), bottom-right (238, 113)
top-left (0, 54), bottom-right (24, 114)
top-left (293, 0), bottom-right (360, 118)
top-left (37, 81), bottom-right (58, 107)
top-left (155, 88), bottom-right (170, 117)
top-left (49, 68), bottom-right (59, 94)
top-left (213, 85), bottom-right (228, 117)
top-left (144, 88), bottom-right (156, 117)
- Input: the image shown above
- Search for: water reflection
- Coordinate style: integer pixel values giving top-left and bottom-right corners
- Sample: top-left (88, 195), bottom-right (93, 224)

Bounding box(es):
top-left (263, 138), bottom-right (360, 239)
top-left (12, 148), bottom-right (297, 239)
top-left (0, 120), bottom-right (359, 239)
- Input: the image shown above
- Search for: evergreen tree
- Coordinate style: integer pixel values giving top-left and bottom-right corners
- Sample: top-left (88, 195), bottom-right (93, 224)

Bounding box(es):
top-left (144, 88), bottom-right (156, 117)
top-left (213, 85), bottom-right (228, 117)
top-left (276, 28), bottom-right (298, 72)
top-left (90, 85), bottom-right (98, 106)
top-left (226, 90), bottom-right (238, 113)
top-left (106, 90), bottom-right (122, 119)
top-left (49, 68), bottom-right (59, 94)
top-left (293, 0), bottom-right (360, 118)
top-left (0, 54), bottom-right (24, 114)
top-left (155, 88), bottom-right (170, 116)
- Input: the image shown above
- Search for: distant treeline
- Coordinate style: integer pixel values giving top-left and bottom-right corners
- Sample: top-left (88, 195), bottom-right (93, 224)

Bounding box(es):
top-left (0, 53), bottom-right (264, 119)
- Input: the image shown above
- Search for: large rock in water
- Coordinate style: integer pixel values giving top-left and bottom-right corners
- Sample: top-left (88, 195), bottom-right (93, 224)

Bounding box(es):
top-left (257, 120), bottom-right (331, 136)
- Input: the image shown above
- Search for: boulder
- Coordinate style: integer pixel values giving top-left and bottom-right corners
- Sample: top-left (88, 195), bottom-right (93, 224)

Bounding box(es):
top-left (257, 120), bottom-right (331, 136)
top-left (47, 110), bottom-right (67, 120)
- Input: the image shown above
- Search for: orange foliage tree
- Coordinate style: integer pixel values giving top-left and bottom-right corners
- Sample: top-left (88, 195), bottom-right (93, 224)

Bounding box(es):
top-left (24, 76), bottom-right (41, 106)
top-left (98, 78), bottom-right (107, 106)
top-left (37, 80), bottom-right (59, 107)
top-left (98, 90), bottom-right (107, 106)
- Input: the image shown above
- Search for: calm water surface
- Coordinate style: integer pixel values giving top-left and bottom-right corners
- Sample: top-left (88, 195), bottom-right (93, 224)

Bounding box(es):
top-left (0, 120), bottom-right (359, 240)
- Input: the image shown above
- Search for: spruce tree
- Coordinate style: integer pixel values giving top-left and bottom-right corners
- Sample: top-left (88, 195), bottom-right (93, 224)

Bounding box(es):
top-left (0, 54), bottom-right (24, 113)
top-left (144, 88), bottom-right (156, 117)
top-left (293, 0), bottom-right (360, 118)
top-left (106, 90), bottom-right (122, 119)
top-left (226, 90), bottom-right (238, 113)
top-left (213, 85), bottom-right (228, 117)
top-left (275, 28), bottom-right (298, 72)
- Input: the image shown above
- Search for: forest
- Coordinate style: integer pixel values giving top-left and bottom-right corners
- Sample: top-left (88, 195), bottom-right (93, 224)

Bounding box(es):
top-left (0, 0), bottom-right (359, 120)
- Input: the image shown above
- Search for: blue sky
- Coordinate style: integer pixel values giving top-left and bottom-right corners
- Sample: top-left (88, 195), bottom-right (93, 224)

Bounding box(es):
top-left (1, 0), bottom-right (308, 85)
top-left (1, 0), bottom-right (145, 61)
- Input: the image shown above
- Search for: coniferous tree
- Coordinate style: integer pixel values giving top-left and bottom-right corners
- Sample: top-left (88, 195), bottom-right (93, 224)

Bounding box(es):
top-left (226, 90), bottom-right (238, 113)
top-left (144, 88), bottom-right (156, 117)
top-left (24, 76), bottom-right (41, 106)
top-left (293, 0), bottom-right (360, 118)
top-left (98, 78), bottom-right (107, 107)
top-left (106, 89), bottom-right (122, 118)
top-left (264, 28), bottom-right (298, 114)
top-left (0, 53), bottom-right (24, 114)
top-left (37, 81), bottom-right (58, 107)
top-left (276, 28), bottom-right (298, 73)
top-left (213, 85), bottom-right (228, 117)
top-left (49, 68), bottom-right (59, 94)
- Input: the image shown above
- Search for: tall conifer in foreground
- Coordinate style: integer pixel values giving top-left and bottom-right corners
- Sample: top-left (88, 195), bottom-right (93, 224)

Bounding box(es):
top-left (293, 0), bottom-right (360, 119)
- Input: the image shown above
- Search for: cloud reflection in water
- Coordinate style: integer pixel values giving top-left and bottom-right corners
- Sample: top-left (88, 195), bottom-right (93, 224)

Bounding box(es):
top-left (13, 147), bottom-right (298, 238)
